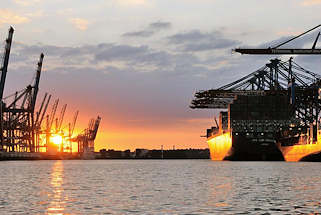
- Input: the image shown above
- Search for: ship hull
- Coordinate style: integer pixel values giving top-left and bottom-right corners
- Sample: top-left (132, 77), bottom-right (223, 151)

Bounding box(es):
top-left (226, 134), bottom-right (284, 161)
top-left (207, 132), bottom-right (232, 161)
top-left (208, 133), bottom-right (321, 161)
top-left (280, 143), bottom-right (321, 161)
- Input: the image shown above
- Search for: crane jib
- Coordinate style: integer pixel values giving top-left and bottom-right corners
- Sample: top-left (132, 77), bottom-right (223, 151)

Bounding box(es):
top-left (235, 49), bottom-right (321, 55)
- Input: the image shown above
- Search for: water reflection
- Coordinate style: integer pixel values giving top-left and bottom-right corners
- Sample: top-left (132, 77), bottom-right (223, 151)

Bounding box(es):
top-left (47, 161), bottom-right (65, 215)
top-left (210, 183), bottom-right (232, 209)
top-left (1, 160), bottom-right (321, 214)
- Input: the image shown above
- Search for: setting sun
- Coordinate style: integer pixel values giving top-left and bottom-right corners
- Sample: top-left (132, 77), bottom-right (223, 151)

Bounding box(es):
top-left (51, 135), bottom-right (63, 146)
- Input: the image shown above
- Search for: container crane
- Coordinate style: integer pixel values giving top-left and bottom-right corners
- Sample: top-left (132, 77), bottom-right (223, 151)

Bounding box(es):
top-left (234, 25), bottom-right (321, 141)
top-left (0, 52), bottom-right (45, 152)
top-left (192, 25), bottom-right (321, 147)
top-left (73, 116), bottom-right (101, 153)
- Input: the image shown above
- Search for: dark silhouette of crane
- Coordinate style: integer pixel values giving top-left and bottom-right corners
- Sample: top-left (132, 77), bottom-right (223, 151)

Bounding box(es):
top-left (0, 27), bottom-right (14, 146)
top-left (192, 25), bottom-right (321, 145)
top-left (73, 116), bottom-right (101, 153)
top-left (0, 27), bottom-right (14, 101)
top-left (0, 33), bottom-right (45, 152)
top-left (235, 25), bottom-right (321, 55)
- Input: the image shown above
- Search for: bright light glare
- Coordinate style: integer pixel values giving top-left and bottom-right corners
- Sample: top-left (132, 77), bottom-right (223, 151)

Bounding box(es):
top-left (51, 135), bottom-right (63, 145)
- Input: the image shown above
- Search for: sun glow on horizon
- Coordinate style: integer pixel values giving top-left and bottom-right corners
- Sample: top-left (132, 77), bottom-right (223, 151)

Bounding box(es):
top-left (51, 135), bottom-right (63, 146)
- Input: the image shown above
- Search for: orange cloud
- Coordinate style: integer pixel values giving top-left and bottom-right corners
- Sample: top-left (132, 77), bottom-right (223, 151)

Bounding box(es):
top-left (302, 0), bottom-right (321, 6)
top-left (117, 0), bottom-right (147, 5)
top-left (0, 9), bottom-right (29, 26)
top-left (13, 0), bottom-right (41, 6)
top-left (69, 18), bottom-right (89, 31)
top-left (25, 10), bottom-right (44, 18)
top-left (277, 29), bottom-right (301, 36)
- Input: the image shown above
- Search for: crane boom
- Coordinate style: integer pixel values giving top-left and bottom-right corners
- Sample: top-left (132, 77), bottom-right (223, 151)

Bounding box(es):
top-left (273, 24), bottom-right (321, 49)
top-left (70, 110), bottom-right (78, 136)
top-left (0, 27), bottom-right (14, 101)
top-left (235, 25), bottom-right (321, 55)
top-left (91, 116), bottom-right (101, 140)
top-left (39, 94), bottom-right (51, 127)
top-left (31, 53), bottom-right (44, 112)
top-left (89, 118), bottom-right (94, 130)
top-left (57, 104), bottom-right (67, 131)
top-left (6, 88), bottom-right (29, 109)
top-left (35, 92), bottom-right (47, 126)
top-left (234, 48), bottom-right (321, 55)
top-left (48, 99), bottom-right (59, 130)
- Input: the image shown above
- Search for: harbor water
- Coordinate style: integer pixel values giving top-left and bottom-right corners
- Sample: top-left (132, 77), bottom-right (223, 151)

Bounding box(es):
top-left (1, 160), bottom-right (321, 214)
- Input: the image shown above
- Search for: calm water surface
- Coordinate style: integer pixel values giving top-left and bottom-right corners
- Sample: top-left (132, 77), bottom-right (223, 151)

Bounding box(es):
top-left (1, 160), bottom-right (321, 214)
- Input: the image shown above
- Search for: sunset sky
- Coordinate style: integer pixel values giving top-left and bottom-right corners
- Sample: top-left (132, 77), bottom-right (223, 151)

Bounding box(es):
top-left (1, 0), bottom-right (321, 151)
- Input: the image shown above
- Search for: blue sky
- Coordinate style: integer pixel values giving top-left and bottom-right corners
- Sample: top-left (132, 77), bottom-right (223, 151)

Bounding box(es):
top-left (1, 0), bottom-right (321, 150)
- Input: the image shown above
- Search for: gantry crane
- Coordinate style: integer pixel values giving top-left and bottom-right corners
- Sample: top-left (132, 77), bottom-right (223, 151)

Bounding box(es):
top-left (1, 49), bottom-right (45, 152)
top-left (73, 116), bottom-right (101, 153)
top-left (235, 25), bottom-right (321, 134)
top-left (192, 24), bottom-right (321, 142)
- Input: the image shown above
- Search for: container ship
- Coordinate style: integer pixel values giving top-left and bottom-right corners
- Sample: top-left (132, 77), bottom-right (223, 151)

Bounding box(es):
top-left (191, 25), bottom-right (321, 161)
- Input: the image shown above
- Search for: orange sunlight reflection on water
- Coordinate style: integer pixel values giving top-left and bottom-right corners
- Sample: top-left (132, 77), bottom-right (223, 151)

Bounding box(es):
top-left (47, 161), bottom-right (65, 215)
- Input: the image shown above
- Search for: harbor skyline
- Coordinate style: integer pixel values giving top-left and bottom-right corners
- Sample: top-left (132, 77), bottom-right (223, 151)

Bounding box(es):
top-left (1, 0), bottom-right (321, 151)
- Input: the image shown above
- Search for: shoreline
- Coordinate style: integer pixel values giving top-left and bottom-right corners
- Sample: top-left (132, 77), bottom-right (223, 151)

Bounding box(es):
top-left (0, 148), bottom-right (210, 160)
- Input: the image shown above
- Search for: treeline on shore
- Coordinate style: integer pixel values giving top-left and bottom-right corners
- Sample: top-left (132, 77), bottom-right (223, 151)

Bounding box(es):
top-left (97, 148), bottom-right (210, 159)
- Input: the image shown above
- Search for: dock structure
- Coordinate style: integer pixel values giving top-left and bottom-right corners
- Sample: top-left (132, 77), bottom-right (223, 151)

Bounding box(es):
top-left (0, 27), bottom-right (101, 158)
